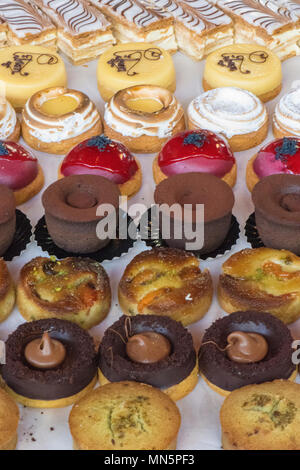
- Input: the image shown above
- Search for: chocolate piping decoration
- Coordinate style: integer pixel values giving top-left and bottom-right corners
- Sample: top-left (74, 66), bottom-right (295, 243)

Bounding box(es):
top-left (217, 51), bottom-right (268, 74)
top-left (1, 52), bottom-right (58, 76)
top-left (107, 48), bottom-right (162, 76)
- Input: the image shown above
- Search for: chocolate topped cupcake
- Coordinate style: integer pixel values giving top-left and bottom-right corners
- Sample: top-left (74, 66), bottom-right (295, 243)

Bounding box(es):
top-left (0, 184), bottom-right (16, 255)
top-left (154, 172), bottom-right (234, 253)
top-left (199, 311), bottom-right (296, 395)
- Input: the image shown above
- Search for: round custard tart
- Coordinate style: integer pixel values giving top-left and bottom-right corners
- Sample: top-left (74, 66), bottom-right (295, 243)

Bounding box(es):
top-left (246, 137), bottom-right (300, 192)
top-left (0, 185), bottom-right (16, 256)
top-left (118, 248), bottom-right (213, 326)
top-left (104, 85), bottom-right (185, 153)
top-left (187, 87), bottom-right (268, 152)
top-left (1, 319), bottom-right (98, 408)
top-left (0, 141), bottom-right (44, 205)
top-left (98, 315), bottom-right (198, 402)
top-left (0, 258), bottom-right (15, 322)
top-left (69, 381), bottom-right (181, 450)
top-left (199, 311), bottom-right (297, 397)
top-left (218, 247), bottom-right (300, 324)
top-left (17, 257), bottom-right (111, 329)
top-left (0, 97), bottom-right (20, 142)
top-left (220, 380), bottom-right (300, 450)
top-left (59, 135), bottom-right (142, 198)
top-left (153, 130), bottom-right (237, 187)
top-left (273, 86), bottom-right (300, 138)
top-left (22, 87), bottom-right (103, 155)
top-left (0, 388), bottom-right (19, 450)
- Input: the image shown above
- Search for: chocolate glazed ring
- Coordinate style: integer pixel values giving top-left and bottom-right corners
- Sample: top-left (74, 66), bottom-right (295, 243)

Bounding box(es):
top-left (98, 315), bottom-right (198, 401)
top-left (1, 319), bottom-right (97, 407)
top-left (199, 311), bottom-right (296, 395)
top-left (42, 174), bottom-right (120, 254)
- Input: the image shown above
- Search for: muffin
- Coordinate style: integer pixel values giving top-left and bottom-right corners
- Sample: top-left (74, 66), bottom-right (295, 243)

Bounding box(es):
top-left (0, 388), bottom-right (19, 450)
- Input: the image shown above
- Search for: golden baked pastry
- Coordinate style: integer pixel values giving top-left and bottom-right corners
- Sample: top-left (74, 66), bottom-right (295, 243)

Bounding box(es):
top-left (0, 258), bottom-right (15, 323)
top-left (221, 380), bottom-right (300, 450)
top-left (218, 247), bottom-right (300, 324)
top-left (17, 257), bottom-right (111, 329)
top-left (0, 388), bottom-right (19, 450)
top-left (69, 381), bottom-right (181, 450)
top-left (118, 248), bottom-right (213, 326)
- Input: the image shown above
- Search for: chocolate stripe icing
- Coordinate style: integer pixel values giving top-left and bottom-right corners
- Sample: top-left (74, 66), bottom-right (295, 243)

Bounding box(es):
top-left (0, 0), bottom-right (54, 36)
top-left (91, 0), bottom-right (163, 28)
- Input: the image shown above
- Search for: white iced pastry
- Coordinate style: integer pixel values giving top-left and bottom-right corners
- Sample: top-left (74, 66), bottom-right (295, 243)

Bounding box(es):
top-left (0, 97), bottom-right (19, 141)
top-left (273, 86), bottom-right (300, 137)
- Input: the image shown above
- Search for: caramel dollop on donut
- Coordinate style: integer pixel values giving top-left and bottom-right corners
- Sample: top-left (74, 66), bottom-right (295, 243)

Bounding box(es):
top-left (226, 331), bottom-right (268, 364)
top-left (126, 331), bottom-right (171, 364)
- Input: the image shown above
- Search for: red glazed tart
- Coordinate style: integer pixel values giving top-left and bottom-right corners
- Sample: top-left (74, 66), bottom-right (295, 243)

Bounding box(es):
top-left (59, 135), bottom-right (142, 198)
top-left (0, 141), bottom-right (44, 205)
top-left (247, 137), bottom-right (300, 192)
top-left (153, 130), bottom-right (237, 187)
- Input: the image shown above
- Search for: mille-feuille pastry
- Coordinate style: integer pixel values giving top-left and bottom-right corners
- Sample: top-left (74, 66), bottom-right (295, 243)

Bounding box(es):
top-left (1, 319), bottom-right (98, 408)
top-left (220, 380), bottom-right (300, 450)
top-left (118, 248), bottom-right (213, 326)
top-left (34, 0), bottom-right (115, 65)
top-left (273, 86), bottom-right (300, 138)
top-left (203, 44), bottom-right (282, 103)
top-left (0, 257), bottom-right (15, 320)
top-left (0, 97), bottom-right (20, 142)
top-left (0, 0), bottom-right (56, 47)
top-left (59, 135), bottom-right (142, 198)
top-left (89, 0), bottom-right (177, 52)
top-left (0, 45), bottom-right (67, 111)
top-left (153, 129), bottom-right (237, 187)
top-left (0, 141), bottom-right (44, 205)
top-left (199, 311), bottom-right (297, 396)
top-left (17, 256), bottom-right (111, 329)
top-left (97, 42), bottom-right (176, 102)
top-left (104, 85), bottom-right (185, 153)
top-left (0, 19), bottom-right (7, 47)
top-left (0, 388), bottom-right (19, 450)
top-left (69, 381), bottom-right (181, 450)
top-left (98, 315), bottom-right (198, 401)
top-left (218, 247), bottom-right (300, 324)
top-left (216, 0), bottom-right (300, 60)
top-left (188, 87), bottom-right (268, 152)
top-left (22, 87), bottom-right (102, 155)
top-left (246, 137), bottom-right (300, 192)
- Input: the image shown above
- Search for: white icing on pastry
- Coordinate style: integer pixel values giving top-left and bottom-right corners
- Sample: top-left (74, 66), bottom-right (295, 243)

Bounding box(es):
top-left (0, 98), bottom-right (17, 139)
top-left (149, 0), bottom-right (206, 33)
top-left (274, 87), bottom-right (300, 136)
top-left (180, 0), bottom-right (232, 25)
top-left (251, 0), bottom-right (299, 22)
top-left (188, 87), bottom-right (267, 139)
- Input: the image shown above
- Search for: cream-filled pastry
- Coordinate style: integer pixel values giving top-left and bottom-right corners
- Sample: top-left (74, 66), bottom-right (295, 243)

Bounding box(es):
top-left (0, 97), bottom-right (20, 142)
top-left (273, 86), bottom-right (300, 138)
top-left (188, 87), bottom-right (268, 151)
top-left (22, 87), bottom-right (103, 155)
top-left (104, 85), bottom-right (185, 153)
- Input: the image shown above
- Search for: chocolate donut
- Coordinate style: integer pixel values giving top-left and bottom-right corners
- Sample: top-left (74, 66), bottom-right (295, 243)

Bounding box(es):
top-left (1, 319), bottom-right (97, 401)
top-left (0, 184), bottom-right (16, 255)
top-left (42, 174), bottom-right (120, 253)
top-left (252, 174), bottom-right (300, 254)
top-left (199, 311), bottom-right (296, 392)
top-left (154, 172), bottom-right (234, 253)
top-left (99, 315), bottom-right (196, 389)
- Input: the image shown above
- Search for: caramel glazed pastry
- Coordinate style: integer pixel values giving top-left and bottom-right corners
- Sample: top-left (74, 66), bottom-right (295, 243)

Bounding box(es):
top-left (17, 257), bottom-right (111, 329)
top-left (218, 247), bottom-right (300, 325)
top-left (0, 258), bottom-right (15, 323)
top-left (104, 85), bottom-right (185, 153)
top-left (98, 315), bottom-right (198, 401)
top-left (22, 87), bottom-right (103, 155)
top-left (0, 97), bottom-right (20, 142)
top-left (1, 319), bottom-right (98, 408)
top-left (118, 248), bottom-right (213, 326)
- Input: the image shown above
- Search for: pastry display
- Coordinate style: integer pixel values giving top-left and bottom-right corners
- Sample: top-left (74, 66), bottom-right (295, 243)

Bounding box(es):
top-left (0, 257), bottom-right (15, 322)
top-left (59, 135), bottom-right (141, 198)
top-left (34, 0), bottom-right (115, 65)
top-left (98, 314), bottom-right (198, 401)
top-left (89, 0), bottom-right (177, 52)
top-left (187, 87), bottom-right (268, 151)
top-left (0, 45), bottom-right (67, 110)
top-left (17, 257), bottom-right (111, 329)
top-left (246, 137), bottom-right (300, 192)
top-left (69, 381), bottom-right (181, 450)
top-left (154, 172), bottom-right (235, 253)
top-left (104, 85), bottom-right (185, 153)
top-left (273, 86), bottom-right (300, 138)
top-left (118, 247), bottom-right (213, 326)
top-left (203, 44), bottom-right (282, 102)
top-left (0, 184), bottom-right (16, 256)
top-left (153, 129), bottom-right (237, 187)
top-left (0, 97), bottom-right (20, 142)
top-left (220, 380), bottom-right (300, 450)
top-left (42, 174), bottom-right (120, 253)
top-left (22, 87), bottom-right (103, 155)
top-left (252, 173), bottom-right (300, 254)
top-left (97, 42), bottom-right (176, 102)
top-left (0, 141), bottom-right (44, 205)
top-left (199, 311), bottom-right (297, 396)
top-left (1, 319), bottom-right (98, 408)
top-left (0, 388), bottom-right (19, 450)
top-left (218, 247), bottom-right (300, 324)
